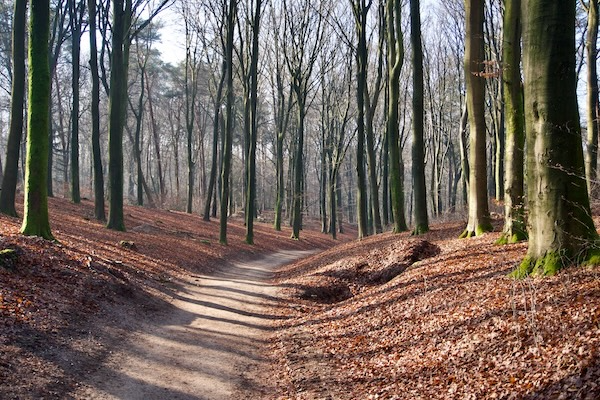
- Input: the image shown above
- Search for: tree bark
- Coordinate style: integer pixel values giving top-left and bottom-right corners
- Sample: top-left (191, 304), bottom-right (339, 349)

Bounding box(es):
top-left (107, 0), bottom-right (126, 231)
top-left (21, 0), bottom-right (54, 239)
top-left (410, 0), bottom-right (428, 235)
top-left (459, 0), bottom-right (492, 238)
top-left (585, 0), bottom-right (600, 195)
top-left (245, 0), bottom-right (262, 245)
top-left (517, 0), bottom-right (599, 276)
top-left (204, 61), bottom-right (226, 220)
top-left (352, 0), bottom-right (370, 239)
top-left (386, 0), bottom-right (408, 233)
top-left (220, 0), bottom-right (236, 245)
top-left (70, 0), bottom-right (84, 204)
top-left (0, 0), bottom-right (26, 217)
top-left (88, 0), bottom-right (106, 221)
top-left (497, 0), bottom-right (526, 244)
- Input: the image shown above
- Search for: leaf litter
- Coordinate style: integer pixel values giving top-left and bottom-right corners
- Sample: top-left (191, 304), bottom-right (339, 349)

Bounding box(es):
top-left (269, 222), bottom-right (600, 399)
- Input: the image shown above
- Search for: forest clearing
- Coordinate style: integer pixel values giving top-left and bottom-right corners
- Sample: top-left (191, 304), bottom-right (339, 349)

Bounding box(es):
top-left (0, 197), bottom-right (598, 399)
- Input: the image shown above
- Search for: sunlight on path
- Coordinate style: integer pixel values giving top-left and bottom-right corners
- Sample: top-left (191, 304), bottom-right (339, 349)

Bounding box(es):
top-left (76, 250), bottom-right (313, 400)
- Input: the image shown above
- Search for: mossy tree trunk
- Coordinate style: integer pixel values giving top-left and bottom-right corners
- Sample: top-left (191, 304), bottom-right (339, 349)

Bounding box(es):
top-left (460, 0), bottom-right (492, 238)
top-left (410, 0), bottom-right (428, 235)
top-left (0, 0), bottom-right (26, 217)
top-left (386, 0), bottom-right (408, 233)
top-left (498, 0), bottom-right (526, 245)
top-left (21, 0), bottom-right (53, 240)
top-left (516, 0), bottom-right (599, 277)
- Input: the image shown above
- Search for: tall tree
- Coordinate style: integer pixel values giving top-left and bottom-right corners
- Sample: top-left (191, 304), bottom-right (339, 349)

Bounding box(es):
top-left (88, 0), bottom-right (105, 220)
top-left (497, 0), bottom-right (526, 244)
top-left (351, 0), bottom-right (370, 238)
top-left (269, 2), bottom-right (292, 231)
top-left (584, 0), bottom-right (600, 194)
top-left (220, 0), bottom-right (236, 244)
top-left (21, 0), bottom-right (53, 239)
top-left (106, 0), bottom-right (127, 231)
top-left (516, 0), bottom-right (599, 276)
top-left (459, 0), bottom-right (492, 238)
top-left (386, 0), bottom-right (407, 233)
top-left (181, 0), bottom-right (200, 215)
top-left (105, 0), bottom-right (170, 230)
top-left (0, 0), bottom-right (26, 217)
top-left (69, 0), bottom-right (85, 203)
top-left (410, 0), bottom-right (428, 235)
top-left (245, 0), bottom-right (262, 245)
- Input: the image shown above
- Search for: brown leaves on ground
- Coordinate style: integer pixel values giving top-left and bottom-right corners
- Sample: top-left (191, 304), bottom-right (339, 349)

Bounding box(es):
top-left (0, 197), bottom-right (349, 399)
top-left (270, 223), bottom-right (600, 399)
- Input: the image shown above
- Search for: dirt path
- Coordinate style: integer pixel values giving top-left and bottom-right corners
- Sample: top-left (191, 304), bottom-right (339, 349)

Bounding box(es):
top-left (75, 250), bottom-right (312, 400)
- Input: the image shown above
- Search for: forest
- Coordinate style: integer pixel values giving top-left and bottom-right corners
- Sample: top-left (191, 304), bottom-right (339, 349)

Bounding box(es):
top-left (0, 0), bottom-right (599, 398)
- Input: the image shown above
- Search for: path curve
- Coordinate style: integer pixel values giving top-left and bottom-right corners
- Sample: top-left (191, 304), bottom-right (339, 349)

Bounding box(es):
top-left (76, 250), bottom-right (312, 400)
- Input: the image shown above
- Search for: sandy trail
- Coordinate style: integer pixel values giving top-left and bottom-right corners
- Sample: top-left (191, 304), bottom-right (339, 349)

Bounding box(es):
top-left (76, 250), bottom-right (311, 400)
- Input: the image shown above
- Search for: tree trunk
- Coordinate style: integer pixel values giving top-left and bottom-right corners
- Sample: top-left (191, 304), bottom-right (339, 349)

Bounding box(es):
top-left (203, 62), bottom-right (225, 220)
top-left (0, 0), bottom-right (26, 217)
top-left (410, 0), bottom-right (428, 235)
top-left (585, 0), bottom-right (600, 195)
top-left (107, 0), bottom-right (126, 231)
top-left (220, 0), bottom-right (236, 244)
top-left (458, 102), bottom-right (469, 205)
top-left (387, 0), bottom-right (407, 233)
top-left (353, 1), bottom-right (370, 239)
top-left (497, 0), bottom-right (526, 244)
top-left (88, 0), bottom-right (105, 220)
top-left (291, 97), bottom-right (306, 240)
top-left (21, 0), bottom-right (53, 239)
top-left (516, 0), bottom-right (599, 276)
top-left (145, 76), bottom-right (165, 205)
top-left (70, 0), bottom-right (84, 204)
top-left (460, 0), bottom-right (492, 238)
top-left (245, 0), bottom-right (261, 245)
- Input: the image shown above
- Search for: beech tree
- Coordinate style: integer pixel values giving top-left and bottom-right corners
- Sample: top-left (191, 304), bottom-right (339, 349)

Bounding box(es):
top-left (21, 0), bottom-right (53, 239)
top-left (516, 0), bottom-right (599, 276)
top-left (410, 0), bottom-right (428, 235)
top-left (497, 0), bottom-right (525, 244)
top-left (69, 0), bottom-right (85, 204)
top-left (584, 0), bottom-right (600, 194)
top-left (386, 0), bottom-right (407, 233)
top-left (0, 0), bottom-right (26, 217)
top-left (88, 0), bottom-right (105, 221)
top-left (219, 0), bottom-right (236, 244)
top-left (459, 0), bottom-right (492, 238)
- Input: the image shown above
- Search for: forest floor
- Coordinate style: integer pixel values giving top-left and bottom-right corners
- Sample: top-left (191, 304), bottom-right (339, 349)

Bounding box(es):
top-left (0, 196), bottom-right (350, 399)
top-left (1, 197), bottom-right (599, 399)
